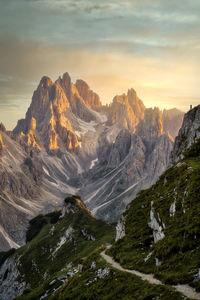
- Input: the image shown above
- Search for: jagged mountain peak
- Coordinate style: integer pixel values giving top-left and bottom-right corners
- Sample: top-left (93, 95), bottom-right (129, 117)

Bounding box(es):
top-left (0, 122), bottom-right (6, 132)
top-left (39, 76), bottom-right (54, 88)
top-left (13, 72), bottom-right (105, 153)
top-left (56, 72), bottom-right (73, 96)
top-left (75, 79), bottom-right (102, 109)
top-left (107, 89), bottom-right (146, 130)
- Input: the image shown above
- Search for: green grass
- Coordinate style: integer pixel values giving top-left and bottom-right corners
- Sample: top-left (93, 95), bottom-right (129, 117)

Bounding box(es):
top-left (109, 139), bottom-right (200, 291)
top-left (48, 248), bottom-right (187, 300)
top-left (13, 196), bottom-right (115, 299)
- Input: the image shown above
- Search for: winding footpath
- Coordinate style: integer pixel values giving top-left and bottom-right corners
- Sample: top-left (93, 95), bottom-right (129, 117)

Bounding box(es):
top-left (101, 247), bottom-right (200, 300)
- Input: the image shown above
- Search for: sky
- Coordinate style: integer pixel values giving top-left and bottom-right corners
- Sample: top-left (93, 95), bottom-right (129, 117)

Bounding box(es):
top-left (0, 0), bottom-right (200, 129)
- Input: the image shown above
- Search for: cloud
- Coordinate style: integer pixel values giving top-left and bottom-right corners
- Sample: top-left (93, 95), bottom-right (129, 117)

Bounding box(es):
top-left (0, 0), bottom-right (200, 129)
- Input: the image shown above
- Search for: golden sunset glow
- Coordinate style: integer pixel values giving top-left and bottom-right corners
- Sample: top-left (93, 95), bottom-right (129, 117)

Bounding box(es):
top-left (0, 0), bottom-right (200, 129)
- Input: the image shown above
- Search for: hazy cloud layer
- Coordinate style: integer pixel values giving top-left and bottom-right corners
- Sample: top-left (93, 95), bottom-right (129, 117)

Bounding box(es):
top-left (0, 0), bottom-right (200, 128)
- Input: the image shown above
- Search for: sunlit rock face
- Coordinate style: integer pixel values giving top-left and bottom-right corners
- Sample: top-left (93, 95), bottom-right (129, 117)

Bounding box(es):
top-left (0, 71), bottom-right (185, 251)
top-left (107, 88), bottom-right (145, 130)
top-left (0, 133), bottom-right (5, 153)
top-left (13, 74), bottom-right (80, 152)
top-left (75, 79), bottom-right (102, 109)
top-left (0, 123), bottom-right (6, 153)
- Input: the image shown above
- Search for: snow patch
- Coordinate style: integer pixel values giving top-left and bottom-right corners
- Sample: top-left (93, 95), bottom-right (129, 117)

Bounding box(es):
top-left (76, 118), bottom-right (97, 135)
top-left (43, 167), bottom-right (50, 176)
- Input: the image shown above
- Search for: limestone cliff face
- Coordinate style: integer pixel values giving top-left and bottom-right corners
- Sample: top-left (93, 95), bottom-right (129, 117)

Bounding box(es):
top-left (75, 79), bottom-right (102, 109)
top-left (170, 105), bottom-right (200, 163)
top-left (107, 88), bottom-right (145, 130)
top-left (20, 117), bottom-right (40, 151)
top-left (80, 105), bottom-right (175, 221)
top-left (107, 129), bottom-right (131, 168)
top-left (13, 74), bottom-right (80, 152)
top-left (56, 73), bottom-right (98, 122)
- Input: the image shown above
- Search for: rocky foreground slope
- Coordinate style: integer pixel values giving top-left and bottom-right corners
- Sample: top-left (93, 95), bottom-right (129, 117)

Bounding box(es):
top-left (0, 72), bottom-right (184, 251)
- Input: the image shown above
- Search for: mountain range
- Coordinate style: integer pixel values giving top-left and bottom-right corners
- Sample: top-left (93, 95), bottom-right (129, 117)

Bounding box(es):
top-left (0, 104), bottom-right (199, 300)
top-left (0, 72), bottom-right (184, 251)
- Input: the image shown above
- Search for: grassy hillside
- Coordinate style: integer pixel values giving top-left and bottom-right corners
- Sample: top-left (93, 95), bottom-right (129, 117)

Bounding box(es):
top-left (109, 139), bottom-right (200, 291)
top-left (49, 247), bottom-right (186, 300)
top-left (11, 195), bottom-right (115, 299)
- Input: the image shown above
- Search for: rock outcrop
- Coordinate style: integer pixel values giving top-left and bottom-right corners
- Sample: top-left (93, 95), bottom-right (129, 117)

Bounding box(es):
top-left (75, 79), bottom-right (102, 109)
top-left (0, 257), bottom-right (26, 300)
top-left (170, 105), bottom-right (200, 163)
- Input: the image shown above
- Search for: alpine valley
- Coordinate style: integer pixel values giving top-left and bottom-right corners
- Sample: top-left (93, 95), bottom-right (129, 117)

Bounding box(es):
top-left (0, 72), bottom-right (184, 253)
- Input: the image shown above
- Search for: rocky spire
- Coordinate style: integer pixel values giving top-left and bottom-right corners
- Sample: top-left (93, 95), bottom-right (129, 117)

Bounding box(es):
top-left (75, 79), bottom-right (102, 109)
top-left (0, 123), bottom-right (6, 133)
top-left (107, 89), bottom-right (146, 130)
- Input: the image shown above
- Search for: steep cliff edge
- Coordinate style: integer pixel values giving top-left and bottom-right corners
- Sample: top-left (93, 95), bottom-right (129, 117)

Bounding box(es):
top-left (171, 105), bottom-right (200, 162)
